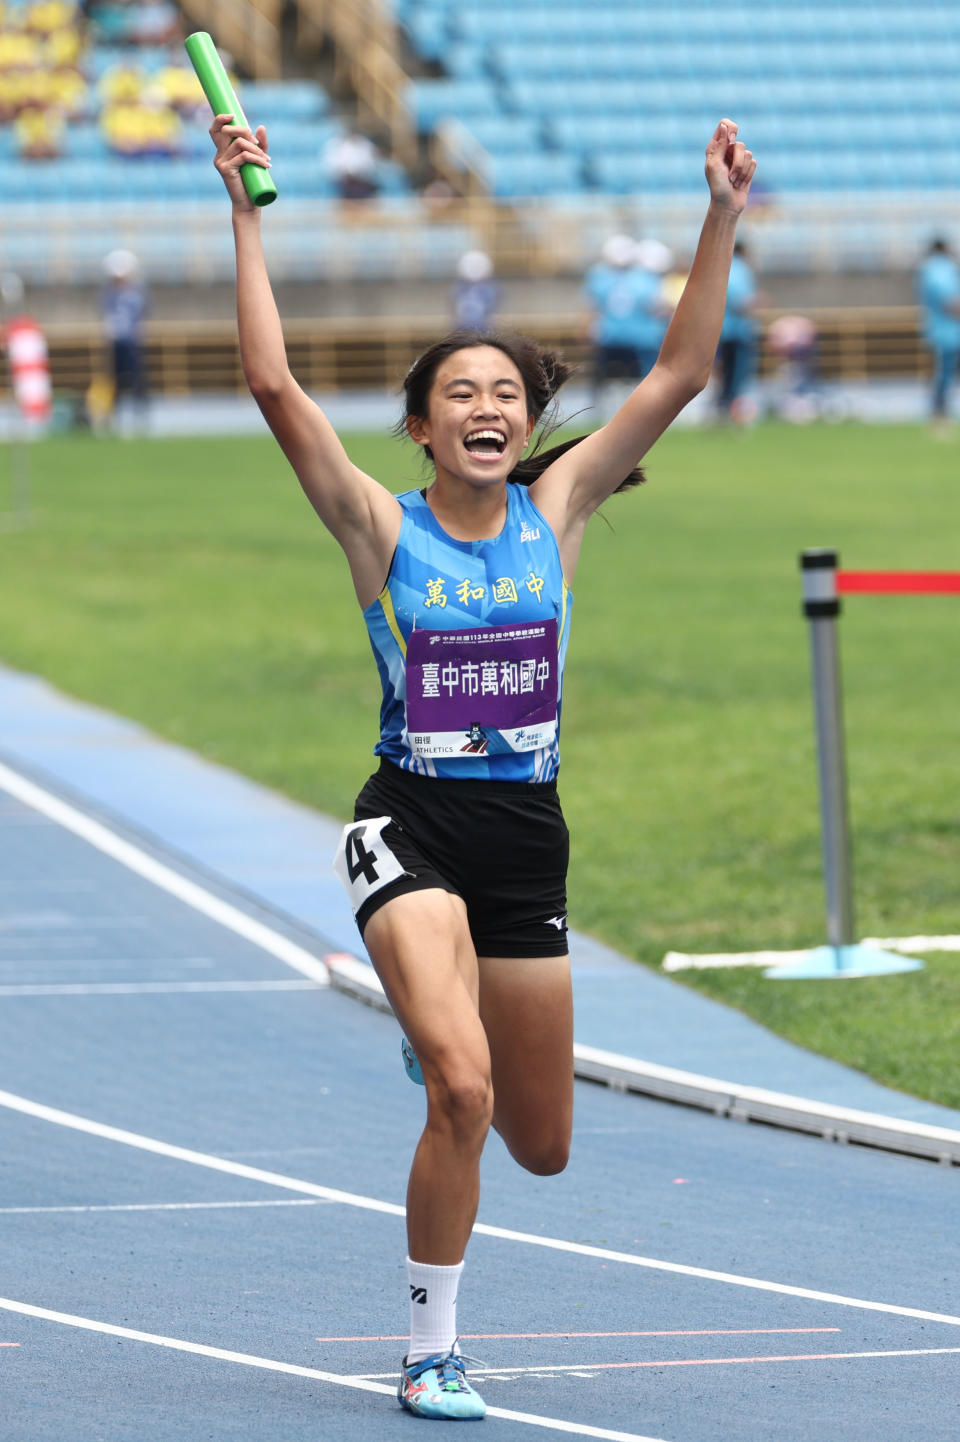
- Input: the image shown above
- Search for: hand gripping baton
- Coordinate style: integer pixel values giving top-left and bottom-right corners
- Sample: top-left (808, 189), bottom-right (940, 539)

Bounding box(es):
top-left (185, 31), bottom-right (278, 207)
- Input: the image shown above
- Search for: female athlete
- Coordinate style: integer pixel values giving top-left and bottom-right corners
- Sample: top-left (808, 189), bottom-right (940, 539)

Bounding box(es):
top-left (210, 114), bottom-right (755, 1419)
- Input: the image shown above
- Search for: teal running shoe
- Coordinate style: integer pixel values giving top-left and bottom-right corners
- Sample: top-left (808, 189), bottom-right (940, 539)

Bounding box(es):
top-left (397, 1349), bottom-right (486, 1420)
top-left (401, 1035), bottom-right (425, 1086)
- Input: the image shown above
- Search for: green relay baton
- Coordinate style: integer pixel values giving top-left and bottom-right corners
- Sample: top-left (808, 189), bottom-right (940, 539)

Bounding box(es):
top-left (185, 31), bottom-right (278, 207)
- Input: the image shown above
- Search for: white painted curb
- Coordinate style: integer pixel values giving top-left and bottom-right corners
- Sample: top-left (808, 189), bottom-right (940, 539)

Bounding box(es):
top-left (663, 936), bottom-right (960, 971)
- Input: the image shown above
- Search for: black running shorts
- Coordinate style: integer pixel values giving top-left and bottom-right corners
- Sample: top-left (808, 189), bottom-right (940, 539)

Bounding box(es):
top-left (334, 759), bottom-right (569, 958)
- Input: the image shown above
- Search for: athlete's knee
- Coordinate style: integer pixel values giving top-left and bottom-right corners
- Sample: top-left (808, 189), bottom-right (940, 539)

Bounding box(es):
top-left (516, 1136), bottom-right (570, 1177)
top-left (498, 1122), bottom-right (570, 1176)
top-left (428, 1065), bottom-right (494, 1139)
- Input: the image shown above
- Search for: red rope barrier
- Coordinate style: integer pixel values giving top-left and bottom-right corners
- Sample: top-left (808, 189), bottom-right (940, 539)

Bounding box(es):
top-left (836, 571), bottom-right (960, 595)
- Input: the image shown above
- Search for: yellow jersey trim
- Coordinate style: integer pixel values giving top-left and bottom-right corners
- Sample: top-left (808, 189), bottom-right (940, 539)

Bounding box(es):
top-left (558, 580), bottom-right (570, 650)
top-left (379, 584), bottom-right (407, 659)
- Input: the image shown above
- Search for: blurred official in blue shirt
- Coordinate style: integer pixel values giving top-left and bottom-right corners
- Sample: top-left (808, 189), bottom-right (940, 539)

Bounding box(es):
top-left (917, 238), bottom-right (960, 425)
top-left (584, 235), bottom-right (668, 407)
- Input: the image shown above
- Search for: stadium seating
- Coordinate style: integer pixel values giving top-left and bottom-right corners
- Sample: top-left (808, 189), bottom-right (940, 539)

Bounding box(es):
top-left (0, 0), bottom-right (409, 212)
top-left (2, 0), bottom-right (957, 286)
top-left (397, 0), bottom-right (960, 198)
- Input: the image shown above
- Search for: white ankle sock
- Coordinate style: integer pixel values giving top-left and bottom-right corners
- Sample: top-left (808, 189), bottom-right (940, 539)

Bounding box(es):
top-left (406, 1256), bottom-right (464, 1364)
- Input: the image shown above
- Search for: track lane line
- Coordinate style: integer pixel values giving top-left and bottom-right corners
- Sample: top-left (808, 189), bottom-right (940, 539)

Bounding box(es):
top-left (0, 1087), bottom-right (405, 1219)
top-left (2, 1086), bottom-right (959, 1329)
top-left (0, 980), bottom-right (323, 997)
top-left (0, 1200), bottom-right (331, 1215)
top-left (0, 1298), bottom-right (670, 1442)
top-left (0, 760), bottom-right (329, 986)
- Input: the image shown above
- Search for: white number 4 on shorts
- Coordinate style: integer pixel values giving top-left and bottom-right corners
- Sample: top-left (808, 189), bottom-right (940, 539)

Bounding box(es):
top-left (333, 816), bottom-right (405, 914)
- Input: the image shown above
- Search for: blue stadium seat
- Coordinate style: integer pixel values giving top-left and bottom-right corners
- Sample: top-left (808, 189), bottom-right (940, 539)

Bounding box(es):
top-left (588, 149), bottom-right (702, 195)
top-left (36, 0), bottom-right (953, 219)
top-left (258, 118), bottom-right (341, 158)
top-left (241, 82), bottom-right (329, 121)
top-left (87, 44), bottom-right (170, 77)
top-left (63, 125), bottom-right (110, 160)
top-left (456, 114), bottom-right (545, 153)
top-left (407, 78), bottom-right (505, 129)
top-left (486, 151), bottom-right (586, 197)
top-left (402, 11), bottom-right (451, 62)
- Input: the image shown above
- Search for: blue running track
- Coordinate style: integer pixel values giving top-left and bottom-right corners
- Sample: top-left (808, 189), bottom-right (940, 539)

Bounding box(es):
top-left (0, 662), bottom-right (958, 1442)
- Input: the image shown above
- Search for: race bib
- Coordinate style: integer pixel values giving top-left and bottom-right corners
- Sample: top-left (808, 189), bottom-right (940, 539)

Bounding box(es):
top-left (405, 620), bottom-right (558, 758)
top-left (333, 816), bottom-right (406, 914)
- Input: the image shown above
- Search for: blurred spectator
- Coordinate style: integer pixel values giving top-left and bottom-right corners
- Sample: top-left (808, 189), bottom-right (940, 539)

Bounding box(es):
top-left (715, 241), bottom-right (760, 424)
top-left (99, 61), bottom-right (143, 106)
top-left (583, 234), bottom-right (668, 408)
top-left (101, 90), bottom-right (183, 157)
top-left (0, 0), bottom-right (88, 149)
top-left (421, 176), bottom-right (456, 214)
top-left (127, 0), bottom-right (181, 46)
top-left (916, 237), bottom-right (960, 431)
top-left (50, 63), bottom-right (88, 117)
top-left (15, 104), bottom-right (64, 159)
top-left (84, 2), bottom-right (130, 45)
top-left (101, 249), bottom-right (149, 431)
top-left (766, 314), bottom-right (819, 424)
top-left (156, 58), bottom-right (206, 123)
top-left (25, 0), bottom-right (76, 40)
top-left (452, 250), bottom-right (500, 332)
top-left (323, 129), bottom-right (380, 201)
top-left (86, 0), bottom-right (180, 46)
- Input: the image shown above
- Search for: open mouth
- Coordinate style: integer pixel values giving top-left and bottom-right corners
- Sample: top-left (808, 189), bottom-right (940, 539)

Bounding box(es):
top-left (463, 428), bottom-right (507, 459)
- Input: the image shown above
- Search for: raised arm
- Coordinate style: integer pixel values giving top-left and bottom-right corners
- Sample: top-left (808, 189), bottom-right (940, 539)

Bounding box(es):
top-left (530, 120), bottom-right (756, 577)
top-left (211, 114), bottom-right (400, 608)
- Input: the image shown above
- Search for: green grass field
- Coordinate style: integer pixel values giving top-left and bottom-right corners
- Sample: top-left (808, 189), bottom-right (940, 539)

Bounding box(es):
top-left (1, 420), bottom-right (958, 1106)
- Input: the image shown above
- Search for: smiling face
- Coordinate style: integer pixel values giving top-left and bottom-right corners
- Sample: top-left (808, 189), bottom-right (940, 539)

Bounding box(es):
top-left (406, 345), bottom-right (536, 488)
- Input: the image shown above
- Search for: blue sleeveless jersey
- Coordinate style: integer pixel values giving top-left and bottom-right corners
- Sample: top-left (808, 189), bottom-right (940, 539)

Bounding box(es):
top-left (363, 484), bottom-right (573, 781)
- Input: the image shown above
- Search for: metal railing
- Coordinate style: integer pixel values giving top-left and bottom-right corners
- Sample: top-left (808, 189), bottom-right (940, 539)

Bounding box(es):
top-left (14, 307), bottom-right (936, 403)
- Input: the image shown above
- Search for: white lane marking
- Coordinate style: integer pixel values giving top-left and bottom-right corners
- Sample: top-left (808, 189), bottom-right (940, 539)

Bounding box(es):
top-left (0, 760), bottom-right (329, 986)
top-left (0, 1199), bottom-right (331, 1215)
top-left (2, 1087), bottom-right (959, 1330)
top-left (0, 1298), bottom-right (670, 1442)
top-left (0, 1087), bottom-right (405, 1219)
top-left (0, 980), bottom-right (323, 997)
top-left (468, 1222), bottom-right (960, 1327)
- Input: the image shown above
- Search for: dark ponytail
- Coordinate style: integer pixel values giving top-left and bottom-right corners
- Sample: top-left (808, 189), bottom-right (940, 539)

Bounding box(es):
top-left (398, 328), bottom-right (646, 493)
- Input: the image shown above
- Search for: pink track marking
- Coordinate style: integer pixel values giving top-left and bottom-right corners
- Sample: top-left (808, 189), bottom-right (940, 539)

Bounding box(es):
top-left (314, 1328), bottom-right (842, 1342)
top-left (521, 1346), bottom-right (960, 1371)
